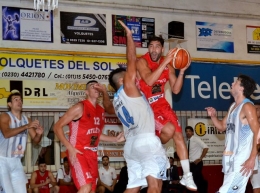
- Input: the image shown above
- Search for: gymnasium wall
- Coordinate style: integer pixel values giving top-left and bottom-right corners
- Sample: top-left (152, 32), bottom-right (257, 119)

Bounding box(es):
top-left (0, 0), bottom-right (259, 62)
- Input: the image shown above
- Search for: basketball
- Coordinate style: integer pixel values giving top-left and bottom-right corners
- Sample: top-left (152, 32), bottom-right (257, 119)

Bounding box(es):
top-left (171, 48), bottom-right (190, 69)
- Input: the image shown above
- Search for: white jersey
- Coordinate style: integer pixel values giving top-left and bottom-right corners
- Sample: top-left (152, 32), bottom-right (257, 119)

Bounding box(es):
top-left (0, 112), bottom-right (28, 158)
top-left (223, 98), bottom-right (258, 174)
top-left (113, 86), bottom-right (155, 139)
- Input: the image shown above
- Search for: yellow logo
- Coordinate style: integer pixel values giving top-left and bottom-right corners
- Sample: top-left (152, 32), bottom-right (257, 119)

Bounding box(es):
top-left (0, 88), bottom-right (11, 99)
top-left (253, 28), bottom-right (260, 40)
top-left (194, 122), bottom-right (207, 136)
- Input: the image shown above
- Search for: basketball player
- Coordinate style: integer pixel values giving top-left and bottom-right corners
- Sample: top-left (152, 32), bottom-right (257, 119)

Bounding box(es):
top-left (30, 158), bottom-right (59, 193)
top-left (0, 92), bottom-right (43, 193)
top-left (96, 20), bottom-right (169, 193)
top-left (53, 80), bottom-right (124, 193)
top-left (206, 75), bottom-right (259, 193)
top-left (135, 36), bottom-right (196, 190)
top-left (250, 103), bottom-right (260, 193)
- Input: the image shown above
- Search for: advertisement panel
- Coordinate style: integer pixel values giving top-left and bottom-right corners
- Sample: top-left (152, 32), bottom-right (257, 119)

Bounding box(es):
top-left (173, 62), bottom-right (260, 111)
top-left (246, 25), bottom-right (260, 54)
top-left (60, 12), bottom-right (106, 45)
top-left (196, 21), bottom-right (234, 53)
top-left (0, 53), bottom-right (126, 109)
top-left (2, 6), bottom-right (53, 42)
top-left (188, 118), bottom-right (225, 161)
top-left (112, 15), bottom-right (155, 48)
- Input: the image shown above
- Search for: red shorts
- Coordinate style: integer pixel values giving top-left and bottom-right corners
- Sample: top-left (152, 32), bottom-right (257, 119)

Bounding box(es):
top-left (69, 149), bottom-right (98, 191)
top-left (153, 105), bottom-right (182, 137)
top-left (39, 189), bottom-right (50, 193)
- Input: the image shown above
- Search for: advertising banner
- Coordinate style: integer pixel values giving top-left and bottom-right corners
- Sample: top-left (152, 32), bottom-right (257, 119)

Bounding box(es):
top-left (187, 118), bottom-right (225, 161)
top-left (2, 6), bottom-right (53, 42)
top-left (0, 53), bottom-right (126, 109)
top-left (172, 62), bottom-right (260, 111)
top-left (196, 21), bottom-right (234, 53)
top-left (112, 15), bottom-right (155, 48)
top-left (246, 25), bottom-right (260, 54)
top-left (60, 12), bottom-right (106, 45)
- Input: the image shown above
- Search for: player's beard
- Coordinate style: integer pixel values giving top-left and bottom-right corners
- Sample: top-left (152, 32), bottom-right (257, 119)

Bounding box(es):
top-left (149, 52), bottom-right (162, 62)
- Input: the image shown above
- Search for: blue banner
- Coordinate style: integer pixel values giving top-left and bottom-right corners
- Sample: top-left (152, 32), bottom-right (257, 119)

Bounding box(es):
top-left (172, 62), bottom-right (260, 111)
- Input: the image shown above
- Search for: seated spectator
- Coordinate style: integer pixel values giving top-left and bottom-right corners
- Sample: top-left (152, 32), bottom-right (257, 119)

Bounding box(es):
top-left (96, 156), bottom-right (117, 193)
top-left (57, 157), bottom-right (77, 193)
top-left (113, 162), bottom-right (128, 193)
top-left (30, 158), bottom-right (59, 193)
top-left (162, 157), bottom-right (183, 193)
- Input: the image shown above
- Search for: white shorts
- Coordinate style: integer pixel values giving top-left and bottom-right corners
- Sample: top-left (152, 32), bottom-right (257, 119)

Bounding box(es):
top-left (0, 156), bottom-right (27, 193)
top-left (218, 171), bottom-right (251, 193)
top-left (250, 167), bottom-right (260, 189)
top-left (124, 133), bottom-right (169, 189)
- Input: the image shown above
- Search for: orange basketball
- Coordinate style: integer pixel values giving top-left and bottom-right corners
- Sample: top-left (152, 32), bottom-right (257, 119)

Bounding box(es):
top-left (171, 48), bottom-right (190, 69)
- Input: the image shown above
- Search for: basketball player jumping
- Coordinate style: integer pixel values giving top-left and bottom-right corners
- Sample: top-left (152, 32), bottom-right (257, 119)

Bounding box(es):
top-left (95, 20), bottom-right (169, 193)
top-left (135, 37), bottom-right (197, 191)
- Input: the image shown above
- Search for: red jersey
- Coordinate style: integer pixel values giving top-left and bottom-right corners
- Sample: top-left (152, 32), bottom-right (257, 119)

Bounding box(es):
top-left (138, 52), bottom-right (170, 112)
top-left (69, 100), bottom-right (105, 151)
top-left (35, 170), bottom-right (50, 190)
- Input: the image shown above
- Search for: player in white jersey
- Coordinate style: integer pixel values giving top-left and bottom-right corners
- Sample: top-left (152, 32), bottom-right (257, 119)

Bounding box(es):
top-left (0, 92), bottom-right (43, 193)
top-left (250, 103), bottom-right (260, 193)
top-left (206, 75), bottom-right (259, 193)
top-left (95, 20), bottom-right (168, 193)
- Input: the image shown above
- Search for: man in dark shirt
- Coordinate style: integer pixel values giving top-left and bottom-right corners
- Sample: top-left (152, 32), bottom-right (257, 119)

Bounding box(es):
top-left (113, 163), bottom-right (128, 193)
top-left (163, 157), bottom-right (183, 193)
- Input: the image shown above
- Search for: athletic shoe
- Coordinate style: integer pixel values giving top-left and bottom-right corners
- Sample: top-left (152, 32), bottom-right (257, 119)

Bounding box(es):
top-left (180, 172), bottom-right (197, 191)
top-left (166, 146), bottom-right (175, 158)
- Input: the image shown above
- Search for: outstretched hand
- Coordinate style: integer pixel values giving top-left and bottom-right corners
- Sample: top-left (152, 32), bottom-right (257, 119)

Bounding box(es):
top-left (118, 20), bottom-right (132, 35)
top-left (164, 48), bottom-right (177, 67)
top-left (205, 107), bottom-right (217, 117)
top-left (116, 132), bottom-right (125, 142)
top-left (35, 126), bottom-right (44, 135)
top-left (28, 120), bottom-right (40, 129)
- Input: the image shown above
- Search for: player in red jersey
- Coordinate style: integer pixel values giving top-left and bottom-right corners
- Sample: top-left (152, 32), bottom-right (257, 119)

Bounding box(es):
top-left (30, 158), bottom-right (59, 193)
top-left (136, 37), bottom-right (197, 191)
top-left (54, 80), bottom-right (125, 193)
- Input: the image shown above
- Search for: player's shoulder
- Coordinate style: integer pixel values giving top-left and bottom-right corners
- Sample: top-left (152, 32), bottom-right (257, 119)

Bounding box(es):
top-left (0, 112), bottom-right (11, 121)
top-left (242, 101), bottom-right (254, 111)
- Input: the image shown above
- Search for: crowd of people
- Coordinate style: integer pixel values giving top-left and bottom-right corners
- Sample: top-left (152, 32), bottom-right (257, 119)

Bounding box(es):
top-left (0, 20), bottom-right (259, 193)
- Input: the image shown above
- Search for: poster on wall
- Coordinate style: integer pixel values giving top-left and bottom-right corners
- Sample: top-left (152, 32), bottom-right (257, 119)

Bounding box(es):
top-left (2, 6), bottom-right (53, 42)
top-left (187, 118), bottom-right (225, 161)
top-left (246, 25), bottom-right (260, 54)
top-left (60, 12), bottom-right (107, 45)
top-left (196, 21), bottom-right (234, 53)
top-left (112, 15), bottom-right (155, 48)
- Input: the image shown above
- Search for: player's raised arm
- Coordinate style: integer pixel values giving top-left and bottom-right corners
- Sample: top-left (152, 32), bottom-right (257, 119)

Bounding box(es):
top-left (117, 20), bottom-right (140, 97)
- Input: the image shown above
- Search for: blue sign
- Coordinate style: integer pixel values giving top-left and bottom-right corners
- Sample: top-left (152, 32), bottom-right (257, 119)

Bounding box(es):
top-left (172, 62), bottom-right (260, 111)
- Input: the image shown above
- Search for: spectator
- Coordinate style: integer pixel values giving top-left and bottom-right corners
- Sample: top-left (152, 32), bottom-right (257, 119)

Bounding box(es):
top-left (113, 162), bottom-right (128, 193)
top-left (162, 157), bottom-right (183, 193)
top-left (30, 158), bottom-right (59, 193)
top-left (185, 126), bottom-right (208, 193)
top-left (57, 157), bottom-right (77, 193)
top-left (96, 156), bottom-right (117, 193)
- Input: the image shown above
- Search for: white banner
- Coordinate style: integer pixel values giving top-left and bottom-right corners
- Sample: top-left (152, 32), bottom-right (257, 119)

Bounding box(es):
top-left (187, 118), bottom-right (225, 160)
top-left (196, 21), bottom-right (234, 53)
